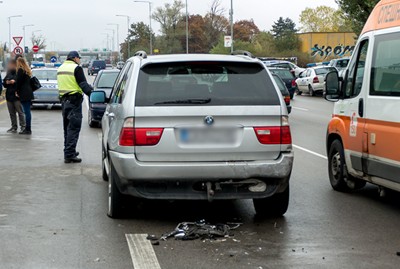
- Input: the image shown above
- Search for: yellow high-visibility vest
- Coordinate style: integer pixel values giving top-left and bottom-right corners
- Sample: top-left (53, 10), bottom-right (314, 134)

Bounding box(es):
top-left (57, 60), bottom-right (82, 97)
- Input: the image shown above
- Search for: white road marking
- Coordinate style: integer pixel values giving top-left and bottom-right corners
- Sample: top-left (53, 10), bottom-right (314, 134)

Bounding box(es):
top-left (126, 234), bottom-right (161, 269)
top-left (293, 144), bottom-right (328, 160)
top-left (292, 106), bottom-right (309, 111)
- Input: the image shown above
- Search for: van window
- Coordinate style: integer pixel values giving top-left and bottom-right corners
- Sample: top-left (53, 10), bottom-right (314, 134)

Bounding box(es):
top-left (344, 40), bottom-right (369, 98)
top-left (371, 33), bottom-right (400, 97)
top-left (135, 62), bottom-right (280, 106)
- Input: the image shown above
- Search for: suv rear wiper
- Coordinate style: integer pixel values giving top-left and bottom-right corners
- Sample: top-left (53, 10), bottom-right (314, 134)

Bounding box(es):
top-left (154, 98), bottom-right (211, 105)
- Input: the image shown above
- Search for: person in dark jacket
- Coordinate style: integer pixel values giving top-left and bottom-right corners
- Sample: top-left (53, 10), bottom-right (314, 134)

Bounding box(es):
top-left (15, 57), bottom-right (34, 135)
top-left (2, 60), bottom-right (26, 133)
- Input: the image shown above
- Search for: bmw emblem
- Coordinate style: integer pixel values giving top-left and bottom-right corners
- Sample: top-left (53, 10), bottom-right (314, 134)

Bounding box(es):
top-left (204, 116), bottom-right (214, 126)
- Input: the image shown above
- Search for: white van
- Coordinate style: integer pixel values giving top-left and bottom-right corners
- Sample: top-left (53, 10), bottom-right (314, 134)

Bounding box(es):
top-left (325, 0), bottom-right (400, 193)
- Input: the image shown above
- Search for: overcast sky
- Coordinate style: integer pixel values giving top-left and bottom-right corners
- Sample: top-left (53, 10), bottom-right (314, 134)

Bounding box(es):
top-left (0, 0), bottom-right (337, 51)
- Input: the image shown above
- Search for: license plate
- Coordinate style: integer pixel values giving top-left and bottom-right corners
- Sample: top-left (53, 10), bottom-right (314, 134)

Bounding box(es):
top-left (179, 128), bottom-right (238, 145)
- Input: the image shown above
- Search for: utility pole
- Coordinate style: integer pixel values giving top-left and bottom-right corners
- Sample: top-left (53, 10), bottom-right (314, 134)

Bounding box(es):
top-left (230, 0), bottom-right (234, 53)
top-left (22, 24), bottom-right (34, 50)
top-left (185, 0), bottom-right (189, 54)
top-left (134, 1), bottom-right (153, 55)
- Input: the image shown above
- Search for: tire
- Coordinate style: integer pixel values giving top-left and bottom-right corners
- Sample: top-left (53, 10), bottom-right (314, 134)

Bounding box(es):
top-left (253, 185), bottom-right (289, 217)
top-left (308, 85), bottom-right (315, 96)
top-left (107, 161), bottom-right (128, 219)
top-left (328, 140), bottom-right (366, 192)
top-left (297, 91), bottom-right (302, 96)
top-left (88, 111), bottom-right (97, 128)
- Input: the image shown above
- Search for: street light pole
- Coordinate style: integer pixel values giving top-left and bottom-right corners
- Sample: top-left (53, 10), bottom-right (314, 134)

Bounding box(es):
top-left (230, 0), bottom-right (234, 53)
top-left (106, 29), bottom-right (115, 51)
top-left (185, 0), bottom-right (189, 54)
top-left (116, 15), bottom-right (132, 58)
top-left (108, 23), bottom-right (120, 59)
top-left (8, 15), bottom-right (22, 53)
top-left (22, 24), bottom-right (34, 50)
top-left (134, 1), bottom-right (153, 55)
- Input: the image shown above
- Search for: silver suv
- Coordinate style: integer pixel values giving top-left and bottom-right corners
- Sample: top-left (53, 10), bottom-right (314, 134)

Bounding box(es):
top-left (90, 52), bottom-right (294, 218)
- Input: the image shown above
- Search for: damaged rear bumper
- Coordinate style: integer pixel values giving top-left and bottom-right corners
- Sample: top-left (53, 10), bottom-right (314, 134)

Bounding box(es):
top-left (109, 151), bottom-right (293, 200)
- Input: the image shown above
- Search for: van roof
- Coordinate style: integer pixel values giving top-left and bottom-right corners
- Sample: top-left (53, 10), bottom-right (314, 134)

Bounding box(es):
top-left (362, 0), bottom-right (400, 35)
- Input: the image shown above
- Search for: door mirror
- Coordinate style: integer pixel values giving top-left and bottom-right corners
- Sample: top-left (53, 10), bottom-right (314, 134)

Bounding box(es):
top-left (90, 91), bottom-right (106, 103)
top-left (325, 71), bottom-right (340, 101)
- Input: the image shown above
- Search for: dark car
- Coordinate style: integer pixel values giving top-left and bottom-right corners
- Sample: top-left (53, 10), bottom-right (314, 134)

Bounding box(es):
top-left (88, 60), bottom-right (106, 76)
top-left (272, 74), bottom-right (291, 114)
top-left (88, 69), bottom-right (120, 127)
top-left (268, 68), bottom-right (297, 99)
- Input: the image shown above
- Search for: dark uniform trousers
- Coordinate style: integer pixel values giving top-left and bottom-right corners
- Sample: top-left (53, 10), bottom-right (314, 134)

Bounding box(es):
top-left (62, 94), bottom-right (83, 158)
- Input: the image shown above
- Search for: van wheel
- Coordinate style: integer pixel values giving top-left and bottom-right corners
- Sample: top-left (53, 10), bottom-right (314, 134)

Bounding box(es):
top-left (308, 85), bottom-right (315, 96)
top-left (107, 161), bottom-right (128, 219)
top-left (253, 186), bottom-right (289, 217)
top-left (328, 140), bottom-right (366, 192)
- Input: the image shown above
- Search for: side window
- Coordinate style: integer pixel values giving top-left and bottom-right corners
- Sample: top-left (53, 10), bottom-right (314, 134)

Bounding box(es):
top-left (306, 69), bottom-right (312, 77)
top-left (110, 62), bottom-right (132, 104)
top-left (371, 32), bottom-right (400, 97)
top-left (344, 39), bottom-right (369, 98)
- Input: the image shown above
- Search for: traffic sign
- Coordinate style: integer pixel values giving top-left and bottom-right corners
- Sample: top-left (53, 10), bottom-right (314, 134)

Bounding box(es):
top-left (24, 46), bottom-right (29, 54)
top-left (32, 45), bottom-right (40, 53)
top-left (13, 46), bottom-right (23, 55)
top-left (50, 56), bottom-right (57, 63)
top-left (13, 36), bottom-right (23, 46)
top-left (224, 36), bottom-right (232, 48)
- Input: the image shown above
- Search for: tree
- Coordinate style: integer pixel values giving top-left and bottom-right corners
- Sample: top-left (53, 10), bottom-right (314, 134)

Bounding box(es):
top-left (233, 19), bottom-right (260, 42)
top-left (121, 22), bottom-right (153, 59)
top-left (152, 0), bottom-right (185, 53)
top-left (271, 17), bottom-right (297, 39)
top-left (336, 0), bottom-right (379, 35)
top-left (177, 15), bottom-right (208, 53)
top-left (299, 6), bottom-right (352, 32)
top-left (204, 0), bottom-right (229, 51)
top-left (31, 34), bottom-right (46, 50)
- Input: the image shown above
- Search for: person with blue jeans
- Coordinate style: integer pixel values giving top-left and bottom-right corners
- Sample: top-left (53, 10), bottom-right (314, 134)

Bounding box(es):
top-left (15, 57), bottom-right (34, 135)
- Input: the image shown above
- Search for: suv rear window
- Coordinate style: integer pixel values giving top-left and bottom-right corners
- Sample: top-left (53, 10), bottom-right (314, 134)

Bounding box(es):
top-left (136, 61), bottom-right (280, 106)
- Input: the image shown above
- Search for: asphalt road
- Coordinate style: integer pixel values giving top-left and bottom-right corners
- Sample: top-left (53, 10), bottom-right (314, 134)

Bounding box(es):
top-left (0, 77), bottom-right (399, 269)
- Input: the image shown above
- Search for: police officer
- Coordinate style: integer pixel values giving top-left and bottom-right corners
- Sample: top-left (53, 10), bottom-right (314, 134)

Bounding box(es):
top-left (58, 51), bottom-right (93, 163)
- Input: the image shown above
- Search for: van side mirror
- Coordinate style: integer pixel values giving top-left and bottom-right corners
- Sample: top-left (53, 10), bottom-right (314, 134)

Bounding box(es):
top-left (325, 71), bottom-right (340, 102)
top-left (90, 91), bottom-right (106, 103)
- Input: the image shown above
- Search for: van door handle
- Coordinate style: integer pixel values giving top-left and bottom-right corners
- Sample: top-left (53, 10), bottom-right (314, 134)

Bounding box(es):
top-left (358, 98), bottom-right (364, 118)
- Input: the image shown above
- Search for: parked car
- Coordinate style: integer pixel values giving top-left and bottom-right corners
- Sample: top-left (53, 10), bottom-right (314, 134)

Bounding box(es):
top-left (90, 52), bottom-right (294, 218)
top-left (272, 74), bottom-right (291, 114)
top-left (268, 67), bottom-right (297, 99)
top-left (116, 61), bottom-right (125, 70)
top-left (88, 60), bottom-right (106, 75)
top-left (325, 0), bottom-right (400, 195)
top-left (31, 68), bottom-right (60, 105)
top-left (106, 64), bottom-right (113, 70)
top-left (296, 66), bottom-right (337, 96)
top-left (88, 69), bottom-right (120, 127)
top-left (329, 57), bottom-right (350, 78)
top-left (263, 60), bottom-right (305, 77)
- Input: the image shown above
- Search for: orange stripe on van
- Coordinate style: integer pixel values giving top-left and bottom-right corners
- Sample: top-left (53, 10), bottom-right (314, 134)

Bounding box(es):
top-left (362, 0), bottom-right (400, 35)
top-left (329, 115), bottom-right (400, 163)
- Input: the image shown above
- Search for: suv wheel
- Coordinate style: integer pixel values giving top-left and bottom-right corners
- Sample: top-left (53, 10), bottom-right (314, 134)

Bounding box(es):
top-left (107, 161), bottom-right (127, 219)
top-left (328, 140), bottom-right (366, 192)
top-left (308, 85), bottom-right (315, 96)
top-left (253, 185), bottom-right (289, 217)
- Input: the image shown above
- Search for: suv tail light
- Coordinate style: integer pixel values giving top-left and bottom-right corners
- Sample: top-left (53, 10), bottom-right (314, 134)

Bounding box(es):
top-left (119, 118), bottom-right (164, 146)
top-left (313, 77), bottom-right (319, 84)
top-left (284, 95), bottom-right (290, 105)
top-left (254, 117), bottom-right (292, 145)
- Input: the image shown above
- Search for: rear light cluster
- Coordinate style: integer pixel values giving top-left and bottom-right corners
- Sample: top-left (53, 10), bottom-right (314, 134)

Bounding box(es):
top-left (119, 118), bottom-right (164, 146)
top-left (313, 77), bottom-right (319, 84)
top-left (284, 95), bottom-right (291, 105)
top-left (291, 79), bottom-right (297, 88)
top-left (253, 116), bottom-right (292, 145)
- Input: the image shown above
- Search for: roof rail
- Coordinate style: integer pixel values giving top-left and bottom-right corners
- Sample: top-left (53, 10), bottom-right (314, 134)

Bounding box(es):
top-left (231, 50), bottom-right (255, 58)
top-left (134, 50), bottom-right (148, 59)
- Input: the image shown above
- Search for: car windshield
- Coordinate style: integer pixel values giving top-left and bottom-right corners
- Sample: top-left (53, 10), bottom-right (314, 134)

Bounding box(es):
top-left (315, 67), bottom-right (336, 75)
top-left (136, 61), bottom-right (280, 106)
top-left (97, 72), bottom-right (119, 88)
top-left (32, 70), bottom-right (58, 80)
top-left (270, 69), bottom-right (294, 80)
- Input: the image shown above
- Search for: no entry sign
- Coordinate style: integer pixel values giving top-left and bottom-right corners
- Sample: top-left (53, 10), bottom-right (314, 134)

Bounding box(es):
top-left (32, 45), bottom-right (40, 53)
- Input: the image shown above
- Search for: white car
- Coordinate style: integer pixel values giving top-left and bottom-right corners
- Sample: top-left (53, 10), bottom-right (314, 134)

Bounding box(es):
top-left (31, 68), bottom-right (60, 105)
top-left (296, 66), bottom-right (337, 96)
top-left (263, 60), bottom-right (305, 77)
